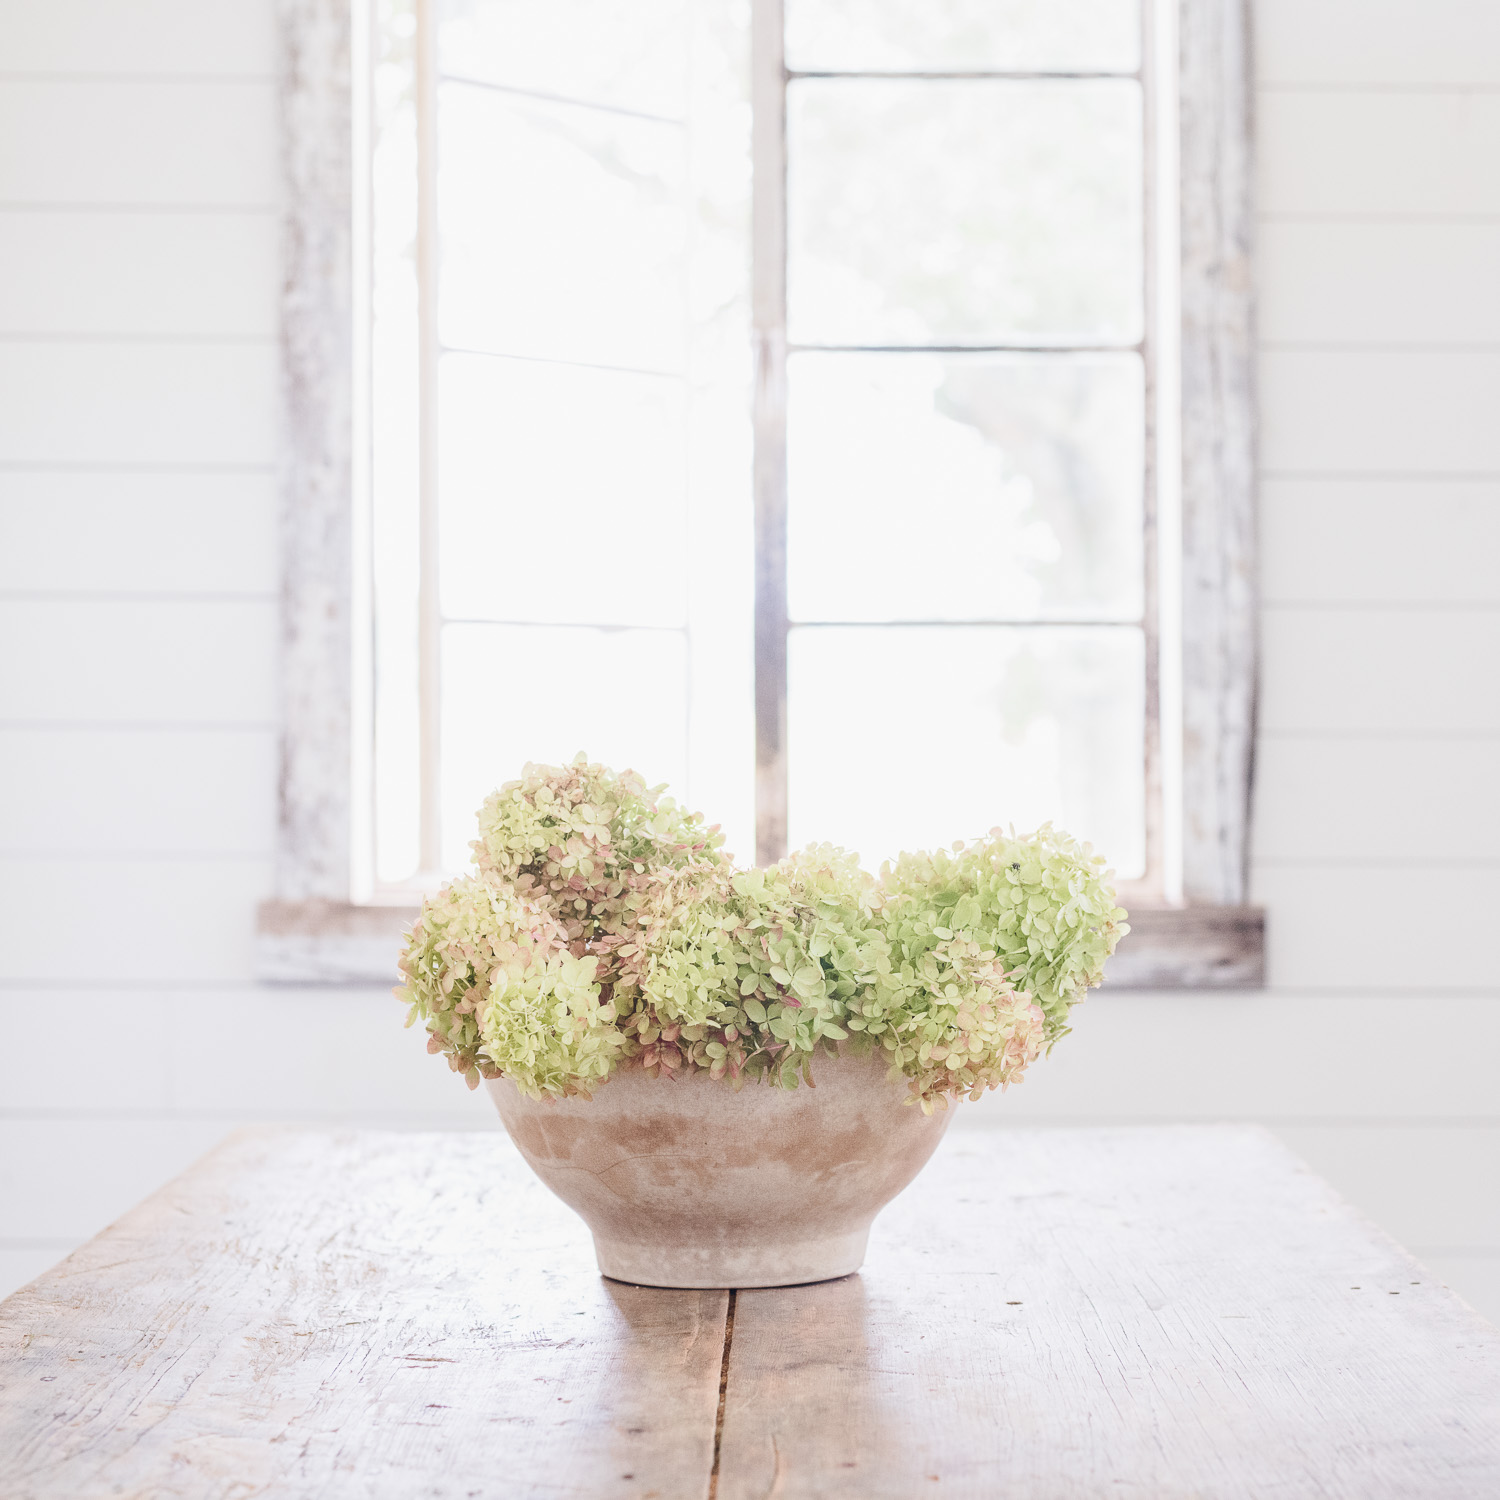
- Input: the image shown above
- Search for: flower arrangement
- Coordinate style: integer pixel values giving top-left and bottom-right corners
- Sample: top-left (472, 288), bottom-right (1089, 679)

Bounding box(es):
top-left (397, 758), bottom-right (1127, 1113)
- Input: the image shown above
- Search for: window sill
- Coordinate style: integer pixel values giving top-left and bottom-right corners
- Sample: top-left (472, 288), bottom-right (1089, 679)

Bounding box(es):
top-left (256, 900), bottom-right (418, 986)
top-left (257, 901), bottom-right (1264, 990)
top-left (1105, 905), bottom-right (1265, 989)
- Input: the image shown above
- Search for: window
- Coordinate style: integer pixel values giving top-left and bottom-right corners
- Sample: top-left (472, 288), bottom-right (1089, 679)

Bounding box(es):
top-left (363, 0), bottom-right (1173, 899)
top-left (260, 0), bottom-right (1260, 985)
top-left (365, 0), bottom-right (753, 891)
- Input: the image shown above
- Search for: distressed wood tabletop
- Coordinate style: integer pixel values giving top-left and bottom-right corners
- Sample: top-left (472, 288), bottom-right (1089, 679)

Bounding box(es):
top-left (1, 1126), bottom-right (1496, 1499)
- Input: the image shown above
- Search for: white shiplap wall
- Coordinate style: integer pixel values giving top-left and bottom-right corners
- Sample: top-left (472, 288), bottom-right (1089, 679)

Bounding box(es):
top-left (1255, 0), bottom-right (1500, 1316)
top-left (1, 0), bottom-right (1497, 1324)
top-left (0, 0), bottom-right (493, 1300)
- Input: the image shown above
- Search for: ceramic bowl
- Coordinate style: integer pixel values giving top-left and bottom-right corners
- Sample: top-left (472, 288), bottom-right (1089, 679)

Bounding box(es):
top-left (486, 1051), bottom-right (952, 1288)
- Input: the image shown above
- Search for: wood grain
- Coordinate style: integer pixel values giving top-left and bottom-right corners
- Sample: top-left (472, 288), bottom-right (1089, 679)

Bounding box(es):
top-left (1179, 0), bottom-right (1259, 907)
top-left (717, 1127), bottom-right (1500, 1499)
top-left (5, 1128), bottom-right (1497, 1499)
top-left (0, 1131), bottom-right (727, 1500)
top-left (272, 0), bottom-right (354, 911)
top-left (1105, 904), bottom-right (1264, 988)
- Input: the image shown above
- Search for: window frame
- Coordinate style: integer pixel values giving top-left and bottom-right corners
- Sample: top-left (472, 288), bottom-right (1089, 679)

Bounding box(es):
top-left (257, 0), bottom-right (1262, 988)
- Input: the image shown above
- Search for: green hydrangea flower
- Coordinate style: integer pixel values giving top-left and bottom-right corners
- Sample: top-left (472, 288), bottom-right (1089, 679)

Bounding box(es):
top-left (397, 873), bottom-right (622, 1099)
top-left (396, 760), bottom-right (1128, 1107)
top-left (881, 825), bottom-right (1129, 1047)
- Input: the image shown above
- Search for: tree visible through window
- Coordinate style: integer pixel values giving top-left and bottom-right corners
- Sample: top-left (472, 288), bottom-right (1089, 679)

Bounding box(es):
top-left (364, 0), bottom-right (1171, 900)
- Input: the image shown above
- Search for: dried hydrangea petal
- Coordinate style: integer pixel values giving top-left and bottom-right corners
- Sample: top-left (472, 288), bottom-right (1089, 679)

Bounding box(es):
top-left (397, 761), bottom-right (1125, 1105)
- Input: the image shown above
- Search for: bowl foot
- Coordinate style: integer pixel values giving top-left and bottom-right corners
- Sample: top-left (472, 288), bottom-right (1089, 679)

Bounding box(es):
top-left (593, 1227), bottom-right (871, 1289)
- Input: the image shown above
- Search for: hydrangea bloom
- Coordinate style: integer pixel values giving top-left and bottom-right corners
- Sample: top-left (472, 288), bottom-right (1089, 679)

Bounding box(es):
top-left (397, 758), bottom-right (1128, 1109)
top-left (397, 874), bottom-right (624, 1097)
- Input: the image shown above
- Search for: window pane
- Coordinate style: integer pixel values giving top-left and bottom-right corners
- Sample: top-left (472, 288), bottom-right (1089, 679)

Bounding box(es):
top-left (785, 0), bottom-right (1140, 73)
top-left (439, 353), bottom-right (687, 627)
top-left (440, 84), bottom-right (686, 372)
top-left (788, 352), bottom-right (1143, 623)
top-left (441, 624), bottom-right (688, 869)
top-left (787, 79), bottom-right (1142, 346)
top-left (787, 625), bottom-right (1144, 877)
top-left (438, 0), bottom-right (688, 120)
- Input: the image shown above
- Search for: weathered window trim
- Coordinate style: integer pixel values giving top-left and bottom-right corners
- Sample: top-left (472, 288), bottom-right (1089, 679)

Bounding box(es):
top-left (257, 0), bottom-right (1262, 989)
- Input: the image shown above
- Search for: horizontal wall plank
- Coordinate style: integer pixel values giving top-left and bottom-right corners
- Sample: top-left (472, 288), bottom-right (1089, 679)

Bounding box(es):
top-left (0, 729), bottom-right (274, 854)
top-left (1259, 223), bottom-right (1500, 345)
top-left (164, 989), bottom-right (497, 1119)
top-left (0, 211), bottom-right (276, 336)
top-left (1262, 478), bottom-right (1500, 605)
top-left (0, 343), bottom-right (275, 465)
top-left (0, 989), bottom-right (487, 1119)
top-left (0, 80), bottom-right (275, 206)
top-left (1273, 1124), bottom-right (1500, 1250)
top-left (0, 1247), bottom-right (74, 1307)
top-left (1256, 0), bottom-right (1500, 87)
top-left (0, 858), bottom-right (271, 982)
top-left (1261, 350), bottom-right (1500, 475)
top-left (1250, 865), bottom-right (1500, 989)
top-left (0, 992), bottom-right (173, 1111)
top-left (0, 0), bottom-right (274, 77)
top-left (0, 1119), bottom-right (233, 1240)
top-left (1254, 738), bottom-right (1500, 860)
top-left (0, 471), bottom-right (276, 595)
top-left (0, 601), bottom-right (275, 723)
top-left (959, 991), bottom-right (1500, 1123)
top-left (1261, 607), bottom-right (1500, 733)
top-left (1260, 91), bottom-right (1500, 217)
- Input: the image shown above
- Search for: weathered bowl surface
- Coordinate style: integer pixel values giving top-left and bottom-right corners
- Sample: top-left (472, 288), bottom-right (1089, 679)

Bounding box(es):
top-left (486, 1052), bottom-right (954, 1288)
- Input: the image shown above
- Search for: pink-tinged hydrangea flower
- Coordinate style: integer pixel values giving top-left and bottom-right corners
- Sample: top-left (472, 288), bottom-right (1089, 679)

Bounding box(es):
top-left (396, 759), bottom-right (1127, 1107)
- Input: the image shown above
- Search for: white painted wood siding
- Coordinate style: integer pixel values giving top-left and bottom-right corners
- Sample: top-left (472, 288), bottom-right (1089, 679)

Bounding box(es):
top-left (1, 0), bottom-right (1496, 1331)
top-left (0, 0), bottom-right (493, 1306)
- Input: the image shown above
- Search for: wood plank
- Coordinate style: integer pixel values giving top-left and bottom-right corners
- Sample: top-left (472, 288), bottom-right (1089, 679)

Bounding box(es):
top-left (0, 0), bottom-right (275, 77)
top-left (276, 0), bottom-right (357, 910)
top-left (1259, 92), bottom-right (1500, 217)
top-left (0, 472), bottom-right (277, 595)
top-left (0, 858), bottom-right (273, 983)
top-left (1251, 865), bottom-right (1500, 991)
top-left (1259, 224), bottom-right (1500, 347)
top-left (1260, 350), bottom-right (1500, 477)
top-left (1256, 0), bottom-right (1500, 86)
top-left (0, 79), bottom-right (276, 207)
top-left (1261, 608), bottom-right (1500, 735)
top-left (256, 897), bottom-right (416, 983)
top-left (1178, 0), bottom-right (1256, 908)
top-left (0, 729), bottom-right (274, 857)
top-left (1254, 738), bottom-right (1500, 862)
top-left (1104, 905), bottom-right (1264, 989)
top-left (0, 600), bottom-right (276, 725)
top-left (0, 1131), bottom-right (728, 1500)
top-left (0, 344), bottom-right (276, 466)
top-left (0, 212), bottom-right (277, 339)
top-left (960, 995), bottom-right (1500, 1125)
top-left (717, 1127), bottom-right (1500, 1499)
top-left (1260, 479), bottom-right (1500, 608)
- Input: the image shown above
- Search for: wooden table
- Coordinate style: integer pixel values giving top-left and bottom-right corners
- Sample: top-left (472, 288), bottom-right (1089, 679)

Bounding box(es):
top-left (2, 1127), bottom-right (1497, 1498)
